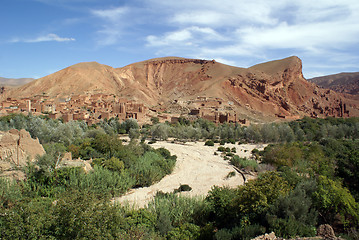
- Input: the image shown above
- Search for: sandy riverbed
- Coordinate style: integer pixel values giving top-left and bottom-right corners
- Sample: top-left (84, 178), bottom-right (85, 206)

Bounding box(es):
top-left (114, 141), bottom-right (267, 208)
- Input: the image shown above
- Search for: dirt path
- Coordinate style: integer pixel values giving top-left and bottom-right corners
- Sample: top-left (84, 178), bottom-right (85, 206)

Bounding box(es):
top-left (114, 141), bottom-right (267, 208)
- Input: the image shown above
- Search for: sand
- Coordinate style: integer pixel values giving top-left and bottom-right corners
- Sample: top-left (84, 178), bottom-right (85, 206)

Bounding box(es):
top-left (114, 141), bottom-right (267, 208)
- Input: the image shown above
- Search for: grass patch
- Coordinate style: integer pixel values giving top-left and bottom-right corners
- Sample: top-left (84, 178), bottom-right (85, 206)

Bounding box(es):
top-left (230, 155), bottom-right (258, 171)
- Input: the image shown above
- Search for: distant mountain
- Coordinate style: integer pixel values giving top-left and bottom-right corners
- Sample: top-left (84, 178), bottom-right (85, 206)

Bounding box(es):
top-left (2, 56), bottom-right (358, 120)
top-left (308, 72), bottom-right (359, 95)
top-left (0, 77), bottom-right (34, 87)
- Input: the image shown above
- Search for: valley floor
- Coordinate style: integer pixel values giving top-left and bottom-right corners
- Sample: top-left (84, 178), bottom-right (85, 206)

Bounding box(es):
top-left (114, 141), bottom-right (267, 208)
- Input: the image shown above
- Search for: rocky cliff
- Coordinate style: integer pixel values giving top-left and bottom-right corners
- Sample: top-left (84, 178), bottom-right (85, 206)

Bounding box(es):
top-left (0, 129), bottom-right (45, 179)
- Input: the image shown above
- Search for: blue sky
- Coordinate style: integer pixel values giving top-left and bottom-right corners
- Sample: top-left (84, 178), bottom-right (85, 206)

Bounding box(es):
top-left (1, 0), bottom-right (359, 79)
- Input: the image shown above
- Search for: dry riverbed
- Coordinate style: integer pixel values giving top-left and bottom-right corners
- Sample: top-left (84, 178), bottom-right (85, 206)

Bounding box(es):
top-left (114, 141), bottom-right (267, 208)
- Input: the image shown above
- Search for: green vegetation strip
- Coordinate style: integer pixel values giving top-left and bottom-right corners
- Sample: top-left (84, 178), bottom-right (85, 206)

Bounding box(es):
top-left (0, 115), bottom-right (358, 239)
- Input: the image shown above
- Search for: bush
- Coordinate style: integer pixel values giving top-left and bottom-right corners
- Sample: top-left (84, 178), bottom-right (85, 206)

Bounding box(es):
top-left (230, 155), bottom-right (258, 171)
top-left (173, 184), bottom-right (192, 193)
top-left (131, 151), bottom-right (176, 187)
top-left (147, 193), bottom-right (208, 235)
top-left (214, 225), bottom-right (265, 240)
top-left (225, 171), bottom-right (236, 179)
top-left (313, 175), bottom-right (359, 227)
top-left (205, 140), bottom-right (215, 146)
top-left (266, 181), bottom-right (318, 238)
top-left (68, 166), bottom-right (135, 197)
top-left (217, 146), bottom-right (226, 152)
top-left (206, 186), bottom-right (238, 228)
top-left (167, 223), bottom-right (200, 240)
top-left (148, 140), bottom-right (156, 144)
top-left (220, 140), bottom-right (226, 145)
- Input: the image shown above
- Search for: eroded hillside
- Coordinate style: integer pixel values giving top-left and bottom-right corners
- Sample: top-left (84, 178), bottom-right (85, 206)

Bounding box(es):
top-left (2, 56), bottom-right (358, 121)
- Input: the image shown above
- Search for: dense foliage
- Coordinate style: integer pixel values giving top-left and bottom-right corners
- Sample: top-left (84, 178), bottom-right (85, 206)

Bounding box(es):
top-left (149, 116), bottom-right (359, 143)
top-left (1, 115), bottom-right (359, 239)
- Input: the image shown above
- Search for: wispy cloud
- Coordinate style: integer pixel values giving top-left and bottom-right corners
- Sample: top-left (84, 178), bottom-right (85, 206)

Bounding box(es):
top-left (142, 0), bottom-right (359, 76)
top-left (146, 26), bottom-right (226, 47)
top-left (10, 33), bottom-right (75, 43)
top-left (169, 0), bottom-right (279, 27)
top-left (91, 7), bottom-right (128, 22)
top-left (91, 6), bottom-right (129, 45)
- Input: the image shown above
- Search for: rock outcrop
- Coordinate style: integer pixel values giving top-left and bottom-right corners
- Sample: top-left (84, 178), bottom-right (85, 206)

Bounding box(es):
top-left (316, 224), bottom-right (338, 240)
top-left (251, 224), bottom-right (343, 240)
top-left (0, 129), bottom-right (45, 179)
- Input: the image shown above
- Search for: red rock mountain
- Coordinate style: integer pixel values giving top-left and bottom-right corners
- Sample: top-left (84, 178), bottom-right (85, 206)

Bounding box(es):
top-left (3, 56), bottom-right (359, 120)
top-left (308, 72), bottom-right (359, 95)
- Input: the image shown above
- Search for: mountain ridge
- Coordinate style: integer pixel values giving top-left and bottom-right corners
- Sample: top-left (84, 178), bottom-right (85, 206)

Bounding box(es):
top-left (0, 77), bottom-right (34, 87)
top-left (2, 56), bottom-right (358, 121)
top-left (308, 72), bottom-right (359, 95)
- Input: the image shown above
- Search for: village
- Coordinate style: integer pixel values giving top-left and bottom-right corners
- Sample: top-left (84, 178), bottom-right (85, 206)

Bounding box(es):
top-left (0, 94), bottom-right (247, 125)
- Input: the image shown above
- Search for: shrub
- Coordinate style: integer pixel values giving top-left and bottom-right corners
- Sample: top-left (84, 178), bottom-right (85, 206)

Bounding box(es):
top-left (251, 148), bottom-right (259, 155)
top-left (220, 140), bottom-right (226, 145)
top-left (131, 151), bottom-right (176, 187)
top-left (266, 181), bottom-right (318, 238)
top-left (178, 184), bottom-right (192, 192)
top-left (231, 147), bottom-right (236, 153)
top-left (205, 140), bottom-right (215, 146)
top-left (313, 175), bottom-right (359, 227)
top-left (225, 171), bottom-right (236, 179)
top-left (217, 146), bottom-right (226, 152)
top-left (148, 140), bottom-right (156, 144)
top-left (215, 225), bottom-right (265, 240)
top-left (230, 155), bottom-right (258, 171)
top-left (167, 223), bottom-right (200, 240)
top-left (147, 193), bottom-right (207, 235)
top-left (206, 186), bottom-right (238, 228)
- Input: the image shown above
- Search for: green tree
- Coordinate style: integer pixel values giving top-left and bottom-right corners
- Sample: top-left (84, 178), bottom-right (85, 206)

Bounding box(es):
top-left (151, 123), bottom-right (170, 140)
top-left (234, 172), bottom-right (291, 225)
top-left (313, 175), bottom-right (359, 228)
top-left (266, 181), bottom-right (318, 238)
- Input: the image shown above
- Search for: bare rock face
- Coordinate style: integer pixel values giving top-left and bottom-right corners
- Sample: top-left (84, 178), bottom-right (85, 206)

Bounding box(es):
top-left (3, 56), bottom-right (359, 121)
top-left (223, 56), bottom-right (358, 118)
top-left (0, 129), bottom-right (45, 175)
top-left (58, 152), bottom-right (93, 173)
top-left (317, 224), bottom-right (337, 240)
top-left (251, 232), bottom-right (277, 240)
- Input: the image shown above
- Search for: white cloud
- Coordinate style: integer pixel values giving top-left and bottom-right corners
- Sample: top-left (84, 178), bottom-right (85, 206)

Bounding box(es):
top-left (154, 0), bottom-right (280, 27)
top-left (91, 6), bottom-right (129, 45)
top-left (146, 26), bottom-right (226, 47)
top-left (10, 34), bottom-right (75, 43)
top-left (172, 11), bottom-right (226, 26)
top-left (144, 0), bottom-right (359, 70)
top-left (213, 58), bottom-right (237, 66)
top-left (236, 20), bottom-right (359, 52)
top-left (91, 7), bottom-right (128, 22)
